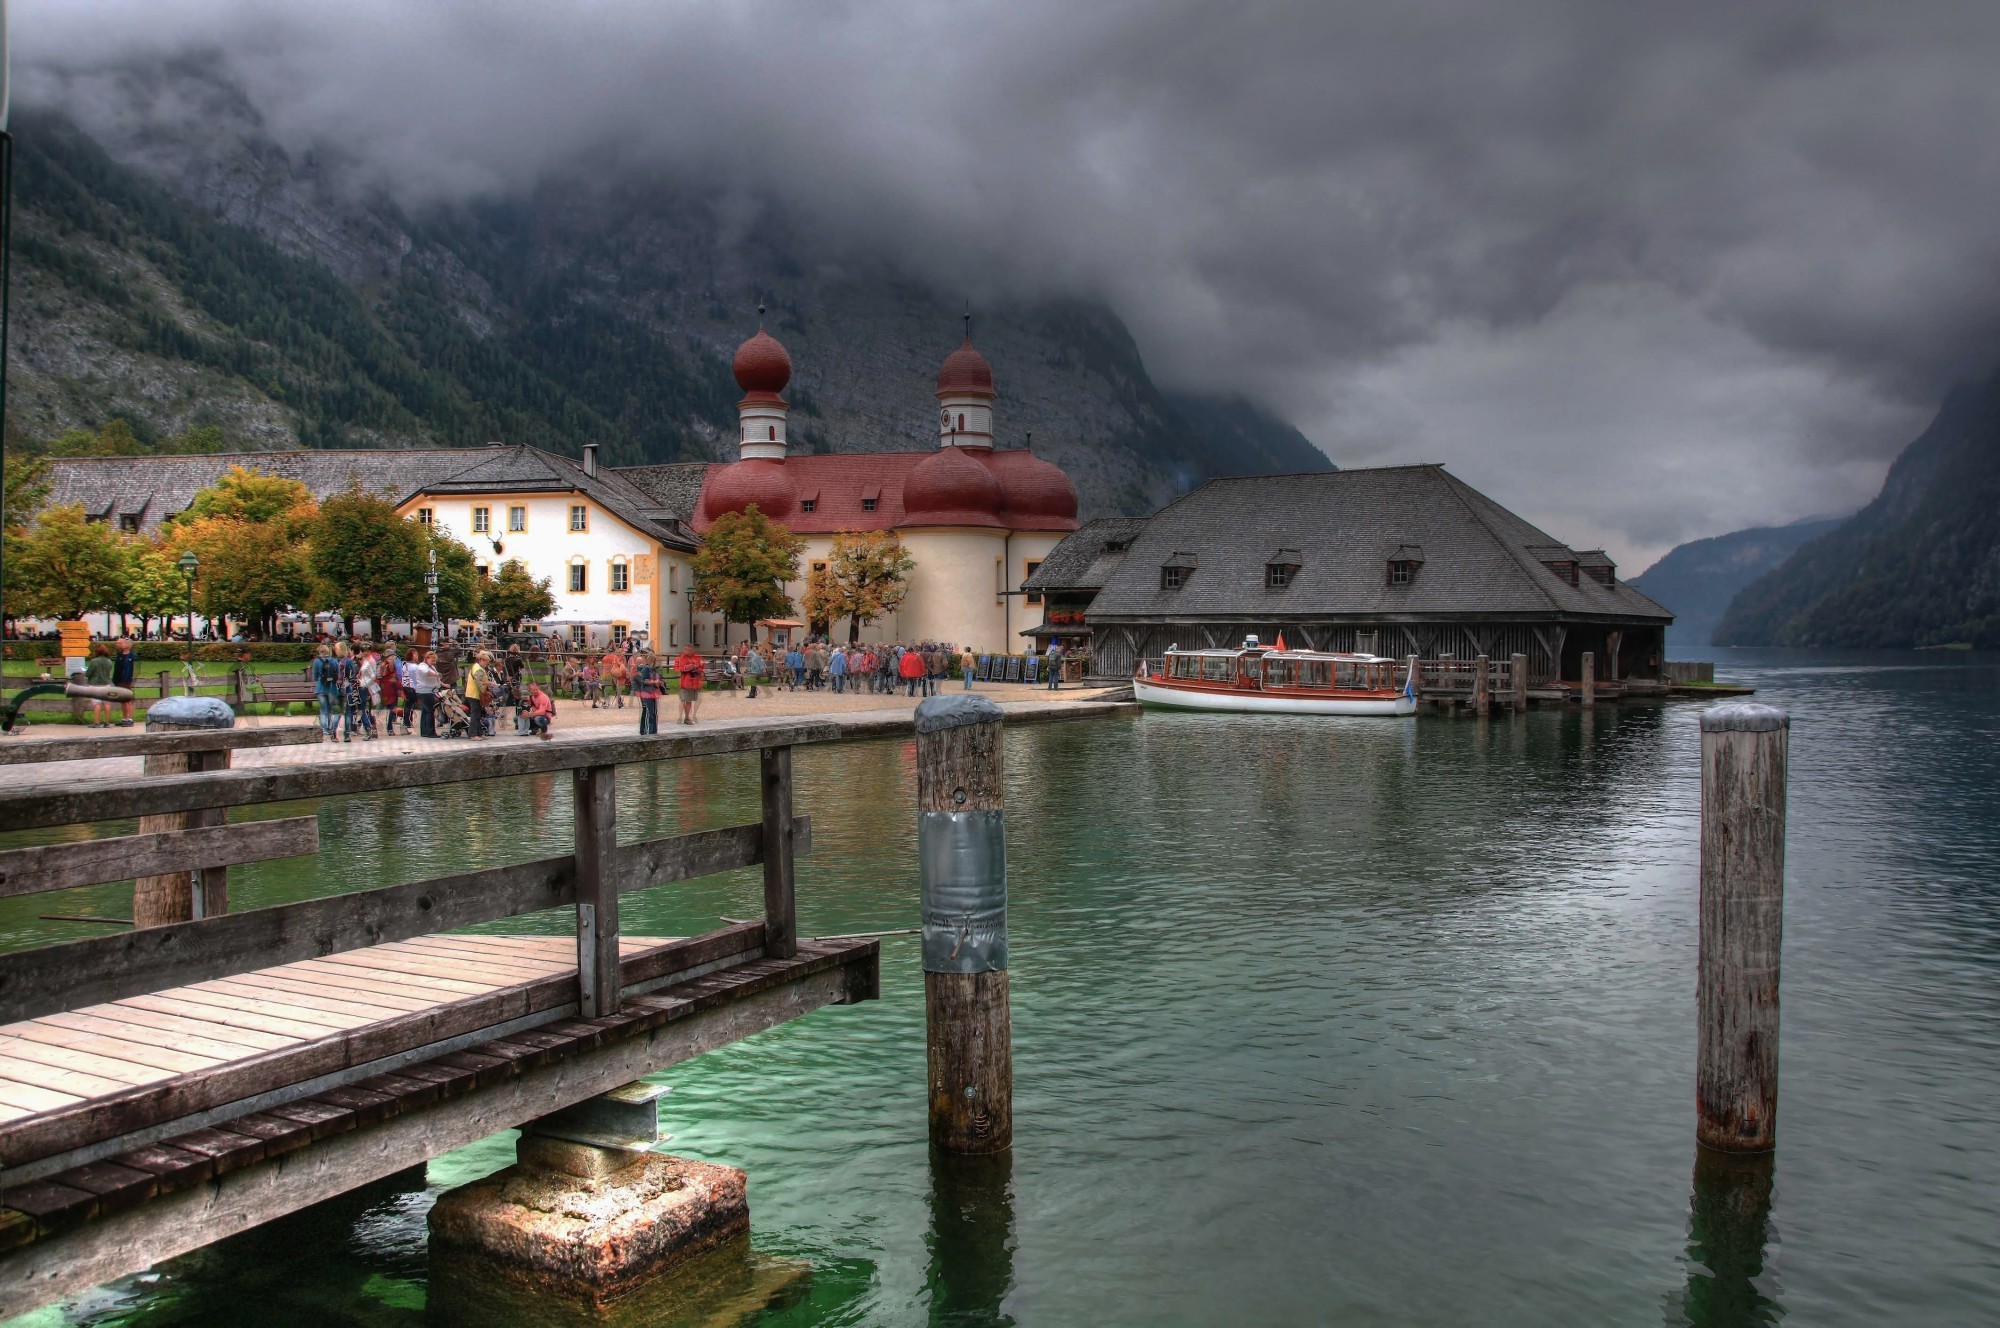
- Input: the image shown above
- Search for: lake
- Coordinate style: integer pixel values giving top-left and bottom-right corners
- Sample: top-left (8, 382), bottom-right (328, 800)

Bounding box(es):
top-left (6, 647), bottom-right (1998, 1327)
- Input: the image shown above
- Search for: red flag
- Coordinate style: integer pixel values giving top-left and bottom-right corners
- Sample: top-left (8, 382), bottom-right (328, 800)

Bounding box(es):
top-left (1273, 631), bottom-right (1289, 652)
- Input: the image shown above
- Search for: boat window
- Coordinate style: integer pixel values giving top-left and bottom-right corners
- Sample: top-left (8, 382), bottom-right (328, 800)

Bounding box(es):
top-left (1264, 658), bottom-right (1292, 687)
top-left (1299, 660), bottom-right (1332, 688)
top-left (1169, 655), bottom-right (1202, 680)
top-left (1200, 655), bottom-right (1235, 682)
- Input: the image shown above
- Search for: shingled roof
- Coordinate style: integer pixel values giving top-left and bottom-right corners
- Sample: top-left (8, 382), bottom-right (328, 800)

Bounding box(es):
top-left (39, 446), bottom-right (697, 550)
top-left (1024, 517), bottom-right (1151, 593)
top-left (1081, 465), bottom-right (1672, 623)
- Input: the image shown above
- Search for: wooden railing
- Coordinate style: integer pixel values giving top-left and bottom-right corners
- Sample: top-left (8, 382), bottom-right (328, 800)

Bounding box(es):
top-left (0, 720), bottom-right (839, 1028)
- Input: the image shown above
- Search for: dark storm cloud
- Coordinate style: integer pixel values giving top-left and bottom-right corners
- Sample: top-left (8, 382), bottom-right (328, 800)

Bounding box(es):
top-left (17, 0), bottom-right (2000, 561)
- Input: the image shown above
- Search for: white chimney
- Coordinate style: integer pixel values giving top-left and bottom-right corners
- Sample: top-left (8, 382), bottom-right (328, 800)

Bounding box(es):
top-left (581, 444), bottom-right (598, 477)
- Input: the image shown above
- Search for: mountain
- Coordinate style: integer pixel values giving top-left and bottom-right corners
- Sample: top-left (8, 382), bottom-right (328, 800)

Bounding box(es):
top-left (1713, 368), bottom-right (2000, 648)
top-left (4, 66), bottom-right (1331, 518)
top-left (1629, 515), bottom-right (1848, 654)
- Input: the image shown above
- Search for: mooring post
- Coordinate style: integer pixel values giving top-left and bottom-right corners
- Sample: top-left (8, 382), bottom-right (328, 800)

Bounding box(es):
top-left (135, 697), bottom-right (236, 927)
top-left (1473, 654), bottom-right (1490, 718)
top-left (1697, 702), bottom-right (1789, 1152)
top-left (574, 763), bottom-right (620, 1018)
top-left (915, 694), bottom-right (1012, 1154)
top-left (760, 745), bottom-right (797, 960)
top-left (1511, 652), bottom-right (1528, 712)
top-left (1581, 651), bottom-right (1596, 708)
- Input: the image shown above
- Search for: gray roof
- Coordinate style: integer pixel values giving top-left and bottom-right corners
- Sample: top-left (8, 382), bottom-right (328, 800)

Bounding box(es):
top-left (616, 463), bottom-right (714, 525)
top-left (1082, 465), bottom-right (1672, 624)
top-left (1023, 517), bottom-right (1151, 593)
top-left (39, 445), bottom-right (697, 550)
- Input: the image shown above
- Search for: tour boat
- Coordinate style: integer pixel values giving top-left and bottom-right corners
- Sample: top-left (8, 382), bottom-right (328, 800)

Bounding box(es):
top-left (1134, 636), bottom-right (1417, 716)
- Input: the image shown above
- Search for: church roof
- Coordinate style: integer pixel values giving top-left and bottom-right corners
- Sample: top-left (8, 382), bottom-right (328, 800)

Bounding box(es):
top-left (671, 450), bottom-right (1078, 535)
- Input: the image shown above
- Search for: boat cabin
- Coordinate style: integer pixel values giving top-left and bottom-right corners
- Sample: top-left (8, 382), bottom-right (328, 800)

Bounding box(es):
top-left (1161, 646), bottom-right (1402, 694)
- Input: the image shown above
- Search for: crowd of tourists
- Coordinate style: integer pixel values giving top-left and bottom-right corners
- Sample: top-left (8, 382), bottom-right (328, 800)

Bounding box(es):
top-left (713, 638), bottom-right (1065, 698)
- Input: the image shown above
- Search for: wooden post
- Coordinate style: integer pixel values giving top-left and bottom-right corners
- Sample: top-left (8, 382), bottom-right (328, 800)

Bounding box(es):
top-left (157, 669), bottom-right (171, 702)
top-left (134, 720), bottom-right (233, 927)
top-left (1580, 651), bottom-right (1596, 708)
top-left (573, 764), bottom-right (620, 1018)
top-left (1473, 654), bottom-right (1490, 718)
top-left (232, 667), bottom-right (249, 710)
top-left (917, 695), bottom-right (1012, 1154)
top-left (1697, 703), bottom-right (1788, 1153)
top-left (1511, 653), bottom-right (1528, 712)
top-left (760, 745), bottom-right (797, 960)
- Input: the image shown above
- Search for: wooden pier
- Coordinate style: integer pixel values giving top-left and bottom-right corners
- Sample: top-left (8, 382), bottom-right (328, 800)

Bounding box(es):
top-left (0, 720), bottom-right (886, 1318)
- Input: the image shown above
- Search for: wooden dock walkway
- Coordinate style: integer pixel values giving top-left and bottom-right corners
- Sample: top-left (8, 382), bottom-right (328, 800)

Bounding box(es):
top-left (0, 717), bottom-right (912, 1317)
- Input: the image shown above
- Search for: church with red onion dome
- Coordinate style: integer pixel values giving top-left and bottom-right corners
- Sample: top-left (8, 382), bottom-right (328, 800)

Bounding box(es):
top-left (673, 316), bottom-right (1079, 652)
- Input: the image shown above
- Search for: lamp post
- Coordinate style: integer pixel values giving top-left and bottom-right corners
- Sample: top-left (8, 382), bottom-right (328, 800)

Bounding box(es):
top-left (425, 546), bottom-right (442, 644)
top-left (177, 550), bottom-right (199, 678)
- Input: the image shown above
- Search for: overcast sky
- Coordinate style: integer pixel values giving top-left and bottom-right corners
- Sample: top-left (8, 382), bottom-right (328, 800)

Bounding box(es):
top-left (18, 1), bottom-right (2000, 567)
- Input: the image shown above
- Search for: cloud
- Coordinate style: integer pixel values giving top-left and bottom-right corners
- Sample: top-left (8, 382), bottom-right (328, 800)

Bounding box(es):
top-left (14, 0), bottom-right (2000, 562)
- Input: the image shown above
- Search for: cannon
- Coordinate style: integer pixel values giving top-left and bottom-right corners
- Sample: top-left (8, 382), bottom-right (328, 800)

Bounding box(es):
top-left (0, 681), bottom-right (135, 733)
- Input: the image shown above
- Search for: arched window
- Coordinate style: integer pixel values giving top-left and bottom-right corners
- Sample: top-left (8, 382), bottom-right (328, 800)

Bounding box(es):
top-left (669, 623), bottom-right (678, 645)
top-left (957, 413), bottom-right (966, 431)
top-left (768, 425), bottom-right (776, 440)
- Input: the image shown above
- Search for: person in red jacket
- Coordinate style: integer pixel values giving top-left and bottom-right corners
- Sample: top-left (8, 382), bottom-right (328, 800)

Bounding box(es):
top-left (524, 683), bottom-right (556, 740)
top-left (899, 643), bottom-right (926, 697)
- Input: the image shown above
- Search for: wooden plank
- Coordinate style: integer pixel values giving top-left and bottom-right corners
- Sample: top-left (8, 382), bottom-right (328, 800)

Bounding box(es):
top-left (0, 727), bottom-right (320, 767)
top-left (0, 721), bottom-right (844, 830)
top-left (0, 817), bottom-right (320, 900)
top-left (0, 1055), bottom-right (135, 1099)
top-left (158, 987), bottom-right (361, 1032)
top-left (0, 1037), bottom-right (179, 1087)
top-left (574, 764), bottom-right (619, 1018)
top-left (605, 815), bottom-right (813, 894)
top-left (391, 937), bottom-right (567, 975)
top-left (37, 1011), bottom-right (284, 1061)
top-left (115, 995), bottom-right (342, 1042)
top-left (190, 979), bottom-right (412, 1024)
top-left (309, 947), bottom-right (546, 990)
top-left (214, 972), bottom-right (435, 1015)
top-left (0, 927), bottom-right (767, 1174)
top-left (760, 746), bottom-right (797, 960)
top-left (41, 1008), bottom-right (293, 1055)
top-left (0, 1079), bottom-right (82, 1114)
top-left (285, 958), bottom-right (495, 1001)
top-left (0, 1025), bottom-right (217, 1076)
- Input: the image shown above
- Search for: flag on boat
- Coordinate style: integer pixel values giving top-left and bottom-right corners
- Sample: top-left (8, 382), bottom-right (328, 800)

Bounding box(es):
top-left (1273, 631), bottom-right (1288, 652)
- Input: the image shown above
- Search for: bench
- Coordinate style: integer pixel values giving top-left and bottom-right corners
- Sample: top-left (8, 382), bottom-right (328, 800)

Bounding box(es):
top-left (255, 671), bottom-right (320, 715)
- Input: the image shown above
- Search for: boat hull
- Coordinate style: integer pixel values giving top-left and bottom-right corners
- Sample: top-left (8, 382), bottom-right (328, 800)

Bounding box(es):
top-left (1134, 676), bottom-right (1417, 716)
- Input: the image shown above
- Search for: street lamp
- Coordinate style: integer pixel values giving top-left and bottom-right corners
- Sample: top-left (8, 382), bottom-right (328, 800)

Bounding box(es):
top-left (425, 546), bottom-right (442, 643)
top-left (177, 550), bottom-right (199, 672)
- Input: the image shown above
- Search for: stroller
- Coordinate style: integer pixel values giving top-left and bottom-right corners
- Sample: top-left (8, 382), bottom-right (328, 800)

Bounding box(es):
top-left (433, 684), bottom-right (473, 739)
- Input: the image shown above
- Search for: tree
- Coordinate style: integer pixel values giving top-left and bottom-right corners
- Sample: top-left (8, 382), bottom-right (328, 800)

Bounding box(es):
top-left (121, 547), bottom-right (186, 640)
top-left (802, 561), bottom-right (840, 639)
top-left (179, 466), bottom-right (315, 526)
top-left (3, 453), bottom-right (50, 529)
top-left (690, 504), bottom-right (803, 647)
top-left (824, 529), bottom-right (916, 642)
top-left (480, 561), bottom-right (557, 631)
top-left (308, 486), bottom-right (427, 638)
top-left (165, 516), bottom-right (314, 638)
top-left (4, 505), bottom-right (133, 621)
top-left (45, 418), bottom-right (145, 457)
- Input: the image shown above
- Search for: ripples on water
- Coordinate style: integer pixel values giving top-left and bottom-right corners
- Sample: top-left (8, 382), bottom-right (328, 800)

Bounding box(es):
top-left (4, 648), bottom-right (1998, 1327)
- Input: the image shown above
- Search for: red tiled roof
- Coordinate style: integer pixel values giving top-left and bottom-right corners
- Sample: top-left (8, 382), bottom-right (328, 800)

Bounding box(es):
top-left (691, 451), bottom-right (1078, 534)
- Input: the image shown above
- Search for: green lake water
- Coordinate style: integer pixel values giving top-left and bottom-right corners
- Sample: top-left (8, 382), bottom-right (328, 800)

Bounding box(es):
top-left (4, 647), bottom-right (1998, 1326)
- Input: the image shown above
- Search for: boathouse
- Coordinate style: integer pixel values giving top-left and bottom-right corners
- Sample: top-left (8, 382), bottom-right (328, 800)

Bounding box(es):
top-left (1026, 465), bottom-right (1674, 687)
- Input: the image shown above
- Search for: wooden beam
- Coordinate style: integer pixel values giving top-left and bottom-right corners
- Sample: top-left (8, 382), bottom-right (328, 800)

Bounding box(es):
top-left (0, 818), bottom-right (810, 1026)
top-left (0, 721), bottom-right (843, 831)
top-left (761, 746), bottom-right (797, 960)
top-left (572, 765), bottom-right (619, 1019)
top-left (0, 727), bottom-right (320, 766)
top-left (0, 818), bottom-right (320, 899)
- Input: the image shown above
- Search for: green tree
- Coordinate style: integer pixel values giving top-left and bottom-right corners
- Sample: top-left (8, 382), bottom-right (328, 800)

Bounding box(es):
top-left (308, 487), bottom-right (427, 638)
top-left (44, 418), bottom-right (145, 457)
top-left (165, 516), bottom-right (314, 638)
top-left (825, 529), bottom-right (916, 642)
top-left (4, 504), bottom-right (133, 621)
top-left (690, 505), bottom-right (803, 648)
top-left (180, 465), bottom-right (315, 526)
top-left (3, 453), bottom-right (50, 528)
top-left (122, 546), bottom-right (188, 639)
top-left (479, 561), bottom-right (557, 631)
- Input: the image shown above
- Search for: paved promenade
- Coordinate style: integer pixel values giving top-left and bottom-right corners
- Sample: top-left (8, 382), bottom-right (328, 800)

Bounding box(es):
top-left (0, 683), bottom-right (1132, 790)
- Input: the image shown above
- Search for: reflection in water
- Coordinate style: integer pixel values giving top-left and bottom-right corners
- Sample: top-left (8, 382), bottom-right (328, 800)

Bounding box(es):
top-left (924, 1150), bottom-right (1016, 1327)
top-left (1673, 1149), bottom-right (1780, 1328)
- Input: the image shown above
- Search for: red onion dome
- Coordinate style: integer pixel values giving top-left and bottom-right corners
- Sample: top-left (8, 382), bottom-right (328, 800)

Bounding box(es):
top-left (901, 445), bottom-right (1006, 526)
top-left (700, 459), bottom-right (796, 521)
top-left (935, 338), bottom-right (995, 398)
top-left (988, 448), bottom-right (1079, 527)
top-left (732, 329), bottom-right (792, 399)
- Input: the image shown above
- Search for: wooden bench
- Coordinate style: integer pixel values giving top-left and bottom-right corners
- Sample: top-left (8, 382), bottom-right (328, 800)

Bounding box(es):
top-left (254, 672), bottom-right (319, 715)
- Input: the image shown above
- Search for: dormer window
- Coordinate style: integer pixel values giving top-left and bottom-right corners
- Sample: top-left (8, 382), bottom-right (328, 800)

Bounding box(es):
top-left (1265, 547), bottom-right (1302, 589)
top-left (1583, 565), bottom-right (1614, 586)
top-left (1388, 560), bottom-right (1420, 586)
top-left (861, 497), bottom-right (877, 513)
top-left (1161, 552), bottom-right (1197, 590)
top-left (800, 499), bottom-right (817, 513)
top-left (1543, 560), bottom-right (1579, 587)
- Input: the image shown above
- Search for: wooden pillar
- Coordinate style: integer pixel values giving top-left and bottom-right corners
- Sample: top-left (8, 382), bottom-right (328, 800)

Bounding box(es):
top-left (573, 764), bottom-right (620, 1018)
top-left (1697, 703), bottom-right (1788, 1153)
top-left (1473, 654), bottom-right (1490, 718)
top-left (157, 669), bottom-right (171, 702)
top-left (132, 742), bottom-right (231, 927)
top-left (1580, 651), bottom-right (1596, 708)
top-left (760, 745), bottom-right (797, 960)
top-left (232, 667), bottom-right (249, 710)
top-left (917, 695), bottom-right (1012, 1154)
top-left (1511, 653), bottom-right (1529, 713)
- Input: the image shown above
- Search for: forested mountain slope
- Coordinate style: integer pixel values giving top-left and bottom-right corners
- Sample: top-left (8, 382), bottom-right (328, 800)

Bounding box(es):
top-left (1629, 515), bottom-right (1846, 653)
top-left (1714, 369), bottom-right (2000, 648)
top-left (5, 67), bottom-right (1330, 518)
